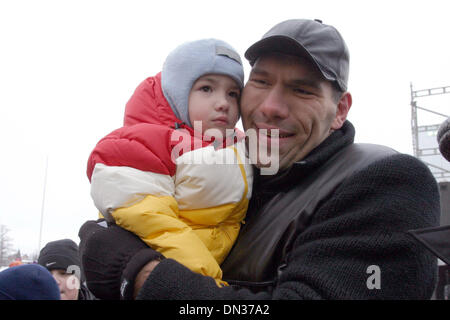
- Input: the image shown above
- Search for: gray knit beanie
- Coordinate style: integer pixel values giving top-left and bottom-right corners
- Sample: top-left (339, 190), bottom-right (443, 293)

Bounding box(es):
top-left (161, 38), bottom-right (244, 127)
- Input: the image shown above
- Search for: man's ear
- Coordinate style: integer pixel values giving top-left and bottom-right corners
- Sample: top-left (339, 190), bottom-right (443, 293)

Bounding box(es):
top-left (331, 92), bottom-right (352, 130)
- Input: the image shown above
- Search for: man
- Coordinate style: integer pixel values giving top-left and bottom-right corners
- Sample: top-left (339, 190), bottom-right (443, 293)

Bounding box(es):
top-left (409, 117), bottom-right (450, 300)
top-left (79, 19), bottom-right (440, 299)
top-left (38, 239), bottom-right (95, 300)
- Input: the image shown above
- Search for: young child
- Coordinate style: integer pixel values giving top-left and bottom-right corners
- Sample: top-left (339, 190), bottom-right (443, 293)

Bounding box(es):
top-left (87, 39), bottom-right (253, 286)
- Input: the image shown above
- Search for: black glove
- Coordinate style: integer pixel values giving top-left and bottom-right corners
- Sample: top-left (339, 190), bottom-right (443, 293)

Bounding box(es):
top-left (78, 219), bottom-right (164, 300)
top-left (437, 117), bottom-right (450, 162)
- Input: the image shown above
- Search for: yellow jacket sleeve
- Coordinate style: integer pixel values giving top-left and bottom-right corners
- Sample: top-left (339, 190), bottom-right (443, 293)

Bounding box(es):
top-left (112, 194), bottom-right (224, 282)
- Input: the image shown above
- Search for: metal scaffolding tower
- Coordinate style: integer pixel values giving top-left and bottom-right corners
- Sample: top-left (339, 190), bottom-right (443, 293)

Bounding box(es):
top-left (410, 84), bottom-right (450, 183)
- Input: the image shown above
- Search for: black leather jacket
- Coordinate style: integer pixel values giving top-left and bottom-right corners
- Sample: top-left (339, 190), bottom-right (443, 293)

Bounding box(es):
top-left (222, 121), bottom-right (398, 292)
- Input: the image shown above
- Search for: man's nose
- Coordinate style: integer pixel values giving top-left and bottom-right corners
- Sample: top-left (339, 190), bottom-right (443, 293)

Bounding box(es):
top-left (259, 87), bottom-right (289, 119)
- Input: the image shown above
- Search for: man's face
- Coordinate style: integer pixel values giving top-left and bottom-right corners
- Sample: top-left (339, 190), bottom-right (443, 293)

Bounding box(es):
top-left (50, 269), bottom-right (79, 300)
top-left (241, 53), bottom-right (349, 171)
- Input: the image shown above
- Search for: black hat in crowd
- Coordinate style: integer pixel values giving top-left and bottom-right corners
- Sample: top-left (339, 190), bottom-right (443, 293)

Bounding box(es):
top-left (245, 19), bottom-right (350, 92)
top-left (38, 239), bottom-right (81, 278)
top-left (437, 117), bottom-right (450, 162)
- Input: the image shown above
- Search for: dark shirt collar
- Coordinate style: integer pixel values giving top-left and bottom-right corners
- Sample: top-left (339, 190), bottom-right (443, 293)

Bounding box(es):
top-left (253, 120), bottom-right (355, 192)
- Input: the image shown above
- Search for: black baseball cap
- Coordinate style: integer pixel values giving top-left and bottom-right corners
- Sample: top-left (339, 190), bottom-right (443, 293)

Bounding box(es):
top-left (245, 19), bottom-right (350, 91)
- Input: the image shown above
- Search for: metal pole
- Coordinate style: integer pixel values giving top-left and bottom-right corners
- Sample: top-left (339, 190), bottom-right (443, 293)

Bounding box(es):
top-left (415, 105), bottom-right (449, 118)
top-left (411, 83), bottom-right (419, 157)
top-left (38, 156), bottom-right (49, 252)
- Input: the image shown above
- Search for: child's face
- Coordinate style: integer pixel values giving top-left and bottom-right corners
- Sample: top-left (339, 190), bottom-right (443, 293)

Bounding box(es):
top-left (188, 74), bottom-right (240, 137)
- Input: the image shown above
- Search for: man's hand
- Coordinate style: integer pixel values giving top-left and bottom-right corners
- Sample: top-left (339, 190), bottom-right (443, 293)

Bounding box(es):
top-left (133, 260), bottom-right (160, 299)
top-left (78, 220), bottom-right (164, 300)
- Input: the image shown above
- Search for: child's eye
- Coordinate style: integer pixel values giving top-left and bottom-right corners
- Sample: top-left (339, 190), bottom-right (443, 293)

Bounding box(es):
top-left (200, 86), bottom-right (212, 92)
top-left (229, 91), bottom-right (240, 99)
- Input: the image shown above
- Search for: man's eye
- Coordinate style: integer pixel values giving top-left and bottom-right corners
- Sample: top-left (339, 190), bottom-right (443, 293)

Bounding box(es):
top-left (294, 88), bottom-right (313, 95)
top-left (251, 78), bottom-right (268, 85)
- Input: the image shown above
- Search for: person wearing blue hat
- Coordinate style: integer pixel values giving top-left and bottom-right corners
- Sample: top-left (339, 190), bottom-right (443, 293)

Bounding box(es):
top-left (84, 38), bottom-right (252, 299)
top-left (0, 264), bottom-right (60, 300)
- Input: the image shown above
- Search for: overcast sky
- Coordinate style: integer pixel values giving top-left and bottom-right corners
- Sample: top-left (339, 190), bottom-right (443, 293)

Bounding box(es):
top-left (1, 0), bottom-right (449, 256)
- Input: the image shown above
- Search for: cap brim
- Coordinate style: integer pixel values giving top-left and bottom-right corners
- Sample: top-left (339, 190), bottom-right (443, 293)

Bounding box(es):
top-left (246, 35), bottom-right (311, 63)
top-left (408, 225), bottom-right (450, 265)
